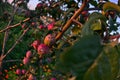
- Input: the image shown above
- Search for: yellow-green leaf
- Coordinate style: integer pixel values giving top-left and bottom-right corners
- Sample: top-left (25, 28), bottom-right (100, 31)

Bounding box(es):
top-left (71, 26), bottom-right (81, 35)
top-left (103, 2), bottom-right (120, 12)
top-left (90, 19), bottom-right (102, 31)
top-left (84, 46), bottom-right (119, 80)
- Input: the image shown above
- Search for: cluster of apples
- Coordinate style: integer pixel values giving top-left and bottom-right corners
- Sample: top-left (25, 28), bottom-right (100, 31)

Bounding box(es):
top-left (31, 34), bottom-right (55, 56)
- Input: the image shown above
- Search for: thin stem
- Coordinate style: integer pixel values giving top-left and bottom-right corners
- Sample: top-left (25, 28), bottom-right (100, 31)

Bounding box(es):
top-left (1, 5), bottom-right (18, 55)
top-left (72, 19), bottom-right (83, 26)
top-left (109, 34), bottom-right (120, 39)
top-left (3, 27), bottom-right (29, 58)
top-left (0, 18), bottom-right (30, 33)
top-left (55, 0), bottom-right (88, 41)
top-left (3, 59), bottom-right (21, 63)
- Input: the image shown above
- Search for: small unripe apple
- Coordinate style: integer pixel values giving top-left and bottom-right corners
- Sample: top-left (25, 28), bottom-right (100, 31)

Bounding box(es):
top-left (28, 74), bottom-right (36, 80)
top-left (16, 69), bottom-right (22, 75)
top-left (50, 77), bottom-right (57, 80)
top-left (44, 34), bottom-right (56, 46)
top-left (23, 57), bottom-right (30, 65)
top-left (39, 25), bottom-right (46, 29)
top-left (31, 22), bottom-right (36, 27)
top-left (22, 69), bottom-right (26, 74)
top-left (31, 40), bottom-right (41, 50)
top-left (21, 23), bottom-right (26, 29)
top-left (81, 11), bottom-right (88, 16)
top-left (47, 22), bottom-right (55, 30)
top-left (36, 3), bottom-right (43, 9)
top-left (5, 74), bottom-right (9, 79)
top-left (26, 50), bottom-right (32, 58)
top-left (37, 44), bottom-right (49, 55)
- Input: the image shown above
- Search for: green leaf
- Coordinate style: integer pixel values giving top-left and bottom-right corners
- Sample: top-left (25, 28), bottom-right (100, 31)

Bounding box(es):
top-left (71, 26), bottom-right (81, 35)
top-left (103, 2), bottom-right (120, 12)
top-left (81, 12), bottom-right (107, 36)
top-left (90, 1), bottom-right (98, 7)
top-left (56, 34), bottom-right (119, 80)
top-left (84, 46), bottom-right (119, 80)
top-left (90, 19), bottom-right (102, 31)
top-left (56, 34), bottom-right (102, 79)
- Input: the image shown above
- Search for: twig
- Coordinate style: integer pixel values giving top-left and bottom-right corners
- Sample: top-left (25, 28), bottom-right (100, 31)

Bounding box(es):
top-left (3, 59), bottom-right (21, 63)
top-left (1, 5), bottom-right (18, 56)
top-left (55, 0), bottom-right (88, 41)
top-left (109, 34), bottom-right (120, 39)
top-left (0, 7), bottom-right (17, 71)
top-left (3, 27), bottom-right (29, 58)
top-left (72, 19), bottom-right (83, 26)
top-left (0, 18), bottom-right (30, 33)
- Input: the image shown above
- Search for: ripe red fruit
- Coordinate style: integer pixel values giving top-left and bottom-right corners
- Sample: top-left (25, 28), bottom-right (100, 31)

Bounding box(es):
top-left (21, 23), bottom-right (26, 29)
top-left (26, 50), bottom-right (32, 58)
top-left (31, 22), bottom-right (36, 26)
top-left (36, 3), bottom-right (43, 9)
top-left (22, 69), bottom-right (26, 74)
top-left (16, 69), bottom-right (22, 75)
top-left (31, 40), bottom-right (41, 50)
top-left (50, 77), bottom-right (57, 80)
top-left (39, 25), bottom-right (46, 29)
top-left (47, 22), bottom-right (55, 30)
top-left (5, 74), bottom-right (9, 79)
top-left (81, 11), bottom-right (88, 16)
top-left (44, 34), bottom-right (56, 46)
top-left (23, 57), bottom-right (30, 65)
top-left (28, 74), bottom-right (36, 80)
top-left (37, 44), bottom-right (49, 55)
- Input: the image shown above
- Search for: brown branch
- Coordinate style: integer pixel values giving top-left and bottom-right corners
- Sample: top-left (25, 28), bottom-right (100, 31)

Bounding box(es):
top-left (55, 0), bottom-right (88, 41)
top-left (0, 18), bottom-right (30, 33)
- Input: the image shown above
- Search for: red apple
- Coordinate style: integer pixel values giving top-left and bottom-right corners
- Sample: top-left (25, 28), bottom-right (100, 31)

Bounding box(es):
top-left (26, 50), bottom-right (32, 58)
top-left (50, 77), bottom-right (57, 80)
top-left (47, 22), bottom-right (55, 30)
top-left (81, 11), bottom-right (88, 16)
top-left (28, 74), bottom-right (36, 80)
top-left (36, 3), bottom-right (43, 9)
top-left (37, 44), bottom-right (49, 55)
top-left (16, 69), bottom-right (22, 75)
top-left (31, 22), bottom-right (36, 26)
top-left (39, 25), bottom-right (46, 29)
top-left (44, 34), bottom-right (55, 46)
top-left (21, 23), bottom-right (26, 29)
top-left (23, 57), bottom-right (30, 65)
top-left (22, 69), bottom-right (26, 74)
top-left (31, 40), bottom-right (41, 50)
